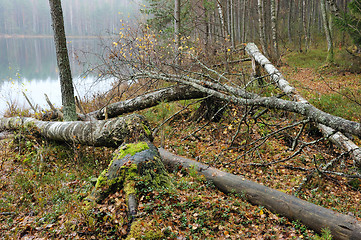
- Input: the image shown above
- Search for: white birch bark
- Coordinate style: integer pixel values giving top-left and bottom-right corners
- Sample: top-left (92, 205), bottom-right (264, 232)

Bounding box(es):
top-left (0, 114), bottom-right (152, 148)
top-left (245, 43), bottom-right (361, 167)
top-left (270, 0), bottom-right (279, 59)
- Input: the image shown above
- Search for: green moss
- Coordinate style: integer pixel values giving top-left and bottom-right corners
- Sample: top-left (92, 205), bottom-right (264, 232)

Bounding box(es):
top-left (142, 123), bottom-right (152, 137)
top-left (95, 142), bottom-right (149, 189)
top-left (115, 142), bottom-right (150, 160)
top-left (124, 163), bottom-right (138, 196)
top-left (126, 219), bottom-right (163, 240)
top-left (89, 141), bottom-right (174, 202)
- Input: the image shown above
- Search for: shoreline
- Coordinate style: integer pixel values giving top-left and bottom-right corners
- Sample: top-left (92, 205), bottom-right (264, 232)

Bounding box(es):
top-left (0, 34), bottom-right (113, 39)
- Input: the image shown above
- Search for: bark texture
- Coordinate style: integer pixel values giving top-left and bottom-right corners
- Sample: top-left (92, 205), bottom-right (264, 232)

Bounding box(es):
top-left (159, 148), bottom-right (361, 240)
top-left (138, 70), bottom-right (361, 139)
top-left (245, 42), bottom-right (361, 167)
top-left (0, 114), bottom-right (152, 148)
top-left (87, 86), bottom-right (207, 120)
top-left (48, 0), bottom-right (77, 121)
top-left (321, 0), bottom-right (334, 63)
top-left (257, 0), bottom-right (269, 58)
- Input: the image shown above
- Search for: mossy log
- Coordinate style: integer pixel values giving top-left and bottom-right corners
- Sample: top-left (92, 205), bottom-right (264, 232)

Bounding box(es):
top-left (159, 148), bottom-right (361, 240)
top-left (0, 114), bottom-right (151, 147)
top-left (87, 141), bottom-right (173, 216)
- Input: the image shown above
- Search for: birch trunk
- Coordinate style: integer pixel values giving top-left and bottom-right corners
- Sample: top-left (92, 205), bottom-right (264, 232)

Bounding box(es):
top-left (87, 86), bottom-right (206, 120)
top-left (174, 0), bottom-right (181, 54)
top-left (137, 70), bottom-right (361, 140)
top-left (245, 43), bottom-right (361, 167)
top-left (0, 114), bottom-right (152, 148)
top-left (270, 0), bottom-right (279, 60)
top-left (216, 0), bottom-right (228, 39)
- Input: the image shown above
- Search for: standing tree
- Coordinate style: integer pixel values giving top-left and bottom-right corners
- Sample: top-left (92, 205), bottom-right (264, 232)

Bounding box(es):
top-left (48, 0), bottom-right (77, 121)
top-left (321, 0), bottom-right (334, 63)
top-left (174, 0), bottom-right (181, 61)
top-left (329, 0), bottom-right (361, 51)
top-left (271, 0), bottom-right (279, 60)
top-left (257, 0), bottom-right (270, 58)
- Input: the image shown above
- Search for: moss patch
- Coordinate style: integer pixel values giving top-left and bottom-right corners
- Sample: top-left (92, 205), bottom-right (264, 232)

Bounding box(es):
top-left (126, 219), bottom-right (163, 240)
top-left (114, 141), bottom-right (150, 160)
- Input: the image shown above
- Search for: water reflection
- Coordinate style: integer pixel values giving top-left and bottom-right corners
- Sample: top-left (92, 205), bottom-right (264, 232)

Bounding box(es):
top-left (0, 37), bottom-right (114, 115)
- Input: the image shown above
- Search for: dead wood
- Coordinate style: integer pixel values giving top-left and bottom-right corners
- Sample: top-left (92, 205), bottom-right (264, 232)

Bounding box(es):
top-left (0, 114), bottom-right (151, 148)
top-left (87, 85), bottom-right (207, 120)
top-left (159, 148), bottom-right (361, 240)
top-left (245, 42), bottom-right (361, 168)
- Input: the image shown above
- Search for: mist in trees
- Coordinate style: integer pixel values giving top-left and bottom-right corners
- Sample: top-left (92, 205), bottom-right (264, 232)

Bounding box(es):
top-left (0, 0), bottom-right (141, 36)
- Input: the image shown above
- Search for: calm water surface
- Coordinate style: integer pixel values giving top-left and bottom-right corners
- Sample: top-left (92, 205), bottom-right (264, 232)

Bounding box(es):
top-left (0, 37), bottom-right (115, 116)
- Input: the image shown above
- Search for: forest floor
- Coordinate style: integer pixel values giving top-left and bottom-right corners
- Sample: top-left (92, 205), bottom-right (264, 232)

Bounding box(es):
top-left (0, 48), bottom-right (361, 239)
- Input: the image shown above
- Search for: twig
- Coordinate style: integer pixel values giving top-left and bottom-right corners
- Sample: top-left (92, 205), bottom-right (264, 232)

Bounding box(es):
top-left (181, 101), bottom-right (230, 141)
top-left (247, 129), bottom-right (337, 167)
top-left (224, 119), bottom-right (309, 166)
top-left (152, 97), bottom-right (209, 138)
top-left (22, 91), bottom-right (38, 113)
top-left (44, 93), bottom-right (64, 119)
top-left (0, 212), bottom-right (15, 216)
top-left (75, 96), bottom-right (96, 121)
top-left (291, 120), bottom-right (308, 151)
top-left (212, 58), bottom-right (251, 67)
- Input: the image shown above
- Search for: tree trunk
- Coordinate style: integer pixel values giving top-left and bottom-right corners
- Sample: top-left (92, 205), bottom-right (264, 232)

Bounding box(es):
top-left (242, 0), bottom-right (247, 43)
top-left (174, 0), bottom-right (181, 59)
top-left (159, 148), bottom-right (361, 240)
top-left (245, 42), bottom-right (361, 168)
top-left (321, 0), bottom-right (334, 63)
top-left (138, 70), bottom-right (361, 139)
top-left (288, 0), bottom-right (293, 43)
top-left (270, 0), bottom-right (279, 60)
top-left (0, 114), bottom-right (152, 148)
top-left (216, 0), bottom-right (228, 39)
top-left (87, 86), bottom-right (207, 120)
top-left (257, 0), bottom-right (269, 58)
top-left (48, 0), bottom-right (77, 121)
top-left (303, 0), bottom-right (309, 51)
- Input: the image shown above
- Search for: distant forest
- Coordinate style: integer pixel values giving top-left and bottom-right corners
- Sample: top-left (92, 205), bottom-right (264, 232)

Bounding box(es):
top-left (0, 0), bottom-right (141, 36)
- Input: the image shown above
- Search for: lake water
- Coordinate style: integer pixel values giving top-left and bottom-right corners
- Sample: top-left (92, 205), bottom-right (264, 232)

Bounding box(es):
top-left (0, 37), bottom-right (115, 116)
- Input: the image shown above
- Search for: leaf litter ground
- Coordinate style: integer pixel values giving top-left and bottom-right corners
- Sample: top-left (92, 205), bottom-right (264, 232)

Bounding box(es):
top-left (1, 65), bottom-right (361, 239)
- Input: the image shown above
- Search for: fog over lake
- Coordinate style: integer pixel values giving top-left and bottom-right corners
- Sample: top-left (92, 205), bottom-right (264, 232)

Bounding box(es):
top-left (0, 0), bottom-right (142, 115)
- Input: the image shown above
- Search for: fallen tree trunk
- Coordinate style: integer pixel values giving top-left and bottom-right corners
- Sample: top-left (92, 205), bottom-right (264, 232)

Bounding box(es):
top-left (159, 148), bottom-right (361, 240)
top-left (0, 114), bottom-right (152, 148)
top-left (245, 42), bottom-right (361, 168)
top-left (87, 85), bottom-right (207, 120)
top-left (0, 114), bottom-right (171, 237)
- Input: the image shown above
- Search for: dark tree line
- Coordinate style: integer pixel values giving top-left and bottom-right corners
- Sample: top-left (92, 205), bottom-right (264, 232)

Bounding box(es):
top-left (143, 0), bottom-right (357, 59)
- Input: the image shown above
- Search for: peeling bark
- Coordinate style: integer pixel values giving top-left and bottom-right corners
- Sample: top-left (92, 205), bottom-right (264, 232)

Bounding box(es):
top-left (159, 148), bottom-right (361, 240)
top-left (0, 114), bottom-right (152, 148)
top-left (245, 42), bottom-right (361, 167)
